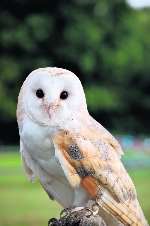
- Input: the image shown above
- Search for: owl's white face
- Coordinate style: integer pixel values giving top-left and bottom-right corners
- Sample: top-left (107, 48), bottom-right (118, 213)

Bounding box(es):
top-left (18, 67), bottom-right (87, 127)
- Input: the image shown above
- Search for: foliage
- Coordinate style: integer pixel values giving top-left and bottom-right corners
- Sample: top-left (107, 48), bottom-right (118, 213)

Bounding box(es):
top-left (0, 0), bottom-right (150, 143)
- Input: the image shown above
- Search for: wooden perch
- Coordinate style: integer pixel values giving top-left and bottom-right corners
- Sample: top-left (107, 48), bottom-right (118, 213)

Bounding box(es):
top-left (48, 207), bottom-right (107, 226)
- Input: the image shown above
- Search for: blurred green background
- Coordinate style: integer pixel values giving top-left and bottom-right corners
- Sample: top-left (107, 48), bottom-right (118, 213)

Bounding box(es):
top-left (0, 0), bottom-right (150, 225)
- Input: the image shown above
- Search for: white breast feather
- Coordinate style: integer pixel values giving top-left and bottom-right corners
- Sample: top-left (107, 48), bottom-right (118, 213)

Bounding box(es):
top-left (20, 117), bottom-right (75, 207)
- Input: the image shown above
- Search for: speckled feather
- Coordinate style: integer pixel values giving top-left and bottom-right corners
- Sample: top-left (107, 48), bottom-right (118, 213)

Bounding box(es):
top-left (53, 127), bottom-right (148, 226)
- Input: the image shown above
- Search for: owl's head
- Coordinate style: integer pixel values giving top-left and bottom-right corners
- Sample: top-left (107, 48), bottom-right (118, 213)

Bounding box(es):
top-left (17, 67), bottom-right (87, 127)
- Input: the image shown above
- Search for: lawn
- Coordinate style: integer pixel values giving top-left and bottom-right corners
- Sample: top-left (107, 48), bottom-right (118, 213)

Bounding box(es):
top-left (0, 151), bottom-right (150, 226)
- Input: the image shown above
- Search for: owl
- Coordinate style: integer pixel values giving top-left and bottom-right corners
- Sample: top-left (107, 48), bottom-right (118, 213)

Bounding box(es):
top-left (17, 67), bottom-right (148, 226)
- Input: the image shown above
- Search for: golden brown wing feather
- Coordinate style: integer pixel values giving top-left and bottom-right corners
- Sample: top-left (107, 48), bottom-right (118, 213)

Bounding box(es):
top-left (53, 128), bottom-right (148, 226)
top-left (53, 129), bottom-right (135, 202)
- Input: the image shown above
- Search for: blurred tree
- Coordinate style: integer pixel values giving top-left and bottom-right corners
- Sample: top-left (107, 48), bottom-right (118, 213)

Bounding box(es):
top-left (0, 0), bottom-right (150, 143)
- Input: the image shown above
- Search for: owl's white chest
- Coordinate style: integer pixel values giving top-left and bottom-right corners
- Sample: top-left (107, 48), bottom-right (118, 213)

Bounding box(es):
top-left (21, 118), bottom-right (52, 156)
top-left (20, 117), bottom-right (90, 208)
top-left (20, 118), bottom-right (76, 207)
top-left (20, 117), bottom-right (65, 178)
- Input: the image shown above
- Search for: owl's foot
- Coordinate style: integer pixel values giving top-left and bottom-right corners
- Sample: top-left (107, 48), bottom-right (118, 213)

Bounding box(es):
top-left (85, 200), bottom-right (100, 216)
top-left (90, 202), bottom-right (100, 216)
top-left (60, 206), bottom-right (84, 218)
top-left (48, 205), bottom-right (107, 226)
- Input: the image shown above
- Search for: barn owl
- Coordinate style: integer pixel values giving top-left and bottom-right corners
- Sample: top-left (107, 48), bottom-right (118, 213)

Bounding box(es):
top-left (17, 67), bottom-right (148, 226)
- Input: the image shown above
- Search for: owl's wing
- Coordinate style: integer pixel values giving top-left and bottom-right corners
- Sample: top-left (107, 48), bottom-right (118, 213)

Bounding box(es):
top-left (20, 140), bottom-right (55, 200)
top-left (20, 140), bottom-right (36, 181)
top-left (53, 126), bottom-right (147, 226)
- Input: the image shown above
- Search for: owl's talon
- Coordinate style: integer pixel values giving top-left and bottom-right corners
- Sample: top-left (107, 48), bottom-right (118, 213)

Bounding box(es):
top-left (84, 207), bottom-right (94, 217)
top-left (91, 203), bottom-right (100, 215)
top-left (84, 203), bottom-right (99, 218)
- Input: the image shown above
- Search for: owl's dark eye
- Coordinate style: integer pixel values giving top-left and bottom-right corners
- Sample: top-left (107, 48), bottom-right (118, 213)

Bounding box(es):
top-left (36, 89), bottom-right (45, 98)
top-left (60, 91), bottom-right (69, 100)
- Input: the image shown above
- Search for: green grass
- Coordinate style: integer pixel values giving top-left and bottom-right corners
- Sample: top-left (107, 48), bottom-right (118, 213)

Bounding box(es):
top-left (0, 152), bottom-right (61, 226)
top-left (129, 169), bottom-right (150, 222)
top-left (0, 151), bottom-right (150, 226)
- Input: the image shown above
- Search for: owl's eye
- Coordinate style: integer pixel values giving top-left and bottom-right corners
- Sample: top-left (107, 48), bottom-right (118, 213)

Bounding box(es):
top-left (60, 91), bottom-right (69, 100)
top-left (36, 89), bottom-right (45, 98)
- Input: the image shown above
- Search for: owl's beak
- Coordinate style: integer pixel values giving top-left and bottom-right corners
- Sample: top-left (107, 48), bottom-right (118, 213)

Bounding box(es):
top-left (43, 101), bottom-right (59, 118)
